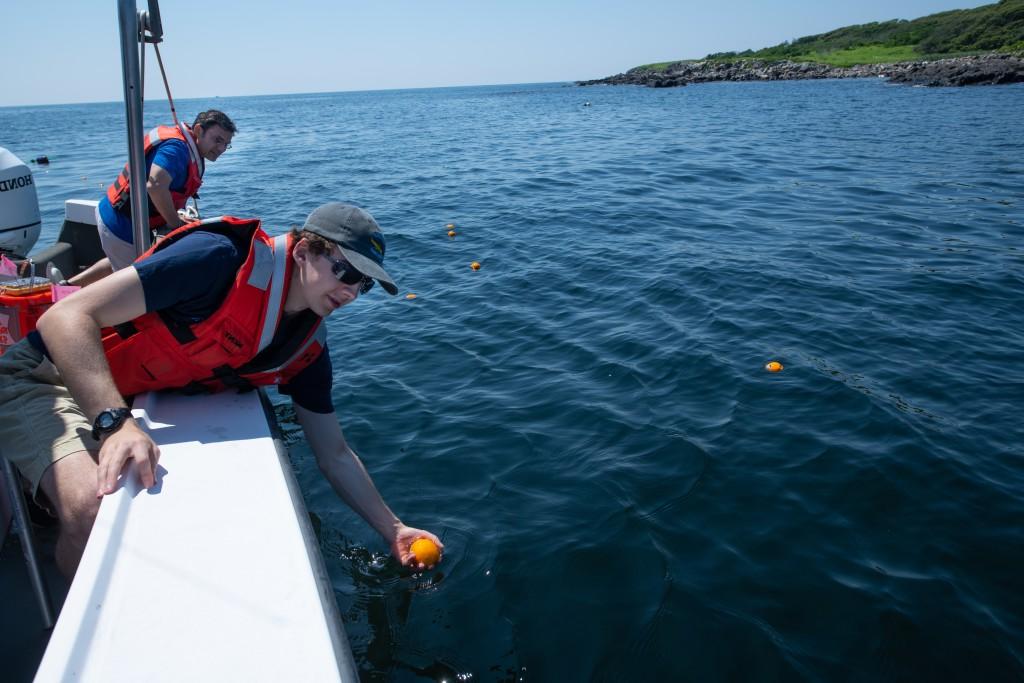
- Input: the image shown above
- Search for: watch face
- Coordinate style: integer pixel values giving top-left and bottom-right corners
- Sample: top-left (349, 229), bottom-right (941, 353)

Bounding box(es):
top-left (98, 412), bottom-right (117, 429)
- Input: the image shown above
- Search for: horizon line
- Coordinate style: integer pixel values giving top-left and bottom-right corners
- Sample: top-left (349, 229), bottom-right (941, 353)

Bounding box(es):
top-left (0, 80), bottom-right (581, 110)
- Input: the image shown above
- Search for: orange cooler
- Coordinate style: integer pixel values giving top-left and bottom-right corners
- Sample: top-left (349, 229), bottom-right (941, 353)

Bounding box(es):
top-left (0, 278), bottom-right (53, 356)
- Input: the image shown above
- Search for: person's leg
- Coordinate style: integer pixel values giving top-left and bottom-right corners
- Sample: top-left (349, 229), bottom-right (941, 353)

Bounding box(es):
top-left (38, 451), bottom-right (100, 578)
top-left (66, 257), bottom-right (113, 287)
top-left (98, 217), bottom-right (141, 271)
top-left (0, 339), bottom-right (104, 579)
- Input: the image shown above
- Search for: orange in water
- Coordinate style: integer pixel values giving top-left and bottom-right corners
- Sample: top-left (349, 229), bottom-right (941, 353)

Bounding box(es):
top-left (765, 361), bottom-right (784, 372)
top-left (410, 538), bottom-right (441, 566)
top-left (470, 261), bottom-right (481, 270)
top-left (448, 230), bottom-right (457, 237)
top-left (406, 293), bottom-right (417, 300)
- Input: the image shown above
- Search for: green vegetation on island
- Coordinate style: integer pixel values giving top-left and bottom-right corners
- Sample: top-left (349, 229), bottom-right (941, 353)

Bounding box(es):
top-left (641, 0), bottom-right (1024, 70)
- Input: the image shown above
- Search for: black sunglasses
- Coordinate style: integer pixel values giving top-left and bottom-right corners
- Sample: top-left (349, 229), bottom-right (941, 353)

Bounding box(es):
top-left (324, 254), bottom-right (374, 294)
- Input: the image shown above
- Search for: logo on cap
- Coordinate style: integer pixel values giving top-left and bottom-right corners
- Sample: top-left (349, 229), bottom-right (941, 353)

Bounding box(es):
top-left (370, 236), bottom-right (384, 258)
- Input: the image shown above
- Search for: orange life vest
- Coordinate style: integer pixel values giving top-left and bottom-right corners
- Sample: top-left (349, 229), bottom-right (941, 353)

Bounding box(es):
top-left (101, 217), bottom-right (326, 397)
top-left (105, 123), bottom-right (205, 229)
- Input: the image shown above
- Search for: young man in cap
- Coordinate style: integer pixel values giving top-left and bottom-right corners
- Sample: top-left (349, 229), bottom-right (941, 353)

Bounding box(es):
top-left (0, 202), bottom-right (442, 578)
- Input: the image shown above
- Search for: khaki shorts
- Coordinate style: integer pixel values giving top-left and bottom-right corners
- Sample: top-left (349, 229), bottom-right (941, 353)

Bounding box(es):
top-left (97, 205), bottom-right (170, 271)
top-left (96, 206), bottom-right (140, 271)
top-left (0, 338), bottom-right (98, 497)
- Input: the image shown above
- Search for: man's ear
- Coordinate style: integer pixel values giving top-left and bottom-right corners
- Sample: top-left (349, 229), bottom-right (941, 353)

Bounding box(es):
top-left (292, 237), bottom-right (309, 261)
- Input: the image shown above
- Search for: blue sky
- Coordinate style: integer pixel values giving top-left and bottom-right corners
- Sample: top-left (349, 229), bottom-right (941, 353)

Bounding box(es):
top-left (1, 0), bottom-right (991, 106)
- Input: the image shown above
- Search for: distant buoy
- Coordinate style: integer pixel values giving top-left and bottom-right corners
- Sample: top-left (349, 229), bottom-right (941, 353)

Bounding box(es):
top-left (32, 156), bottom-right (50, 165)
top-left (410, 538), bottom-right (441, 566)
top-left (583, 101), bottom-right (591, 107)
top-left (470, 261), bottom-right (481, 270)
top-left (765, 361), bottom-right (783, 373)
top-left (447, 230), bottom-right (456, 237)
top-left (405, 293), bottom-right (417, 299)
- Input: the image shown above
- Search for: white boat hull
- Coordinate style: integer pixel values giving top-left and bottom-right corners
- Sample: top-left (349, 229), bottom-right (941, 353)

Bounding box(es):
top-left (35, 390), bottom-right (356, 682)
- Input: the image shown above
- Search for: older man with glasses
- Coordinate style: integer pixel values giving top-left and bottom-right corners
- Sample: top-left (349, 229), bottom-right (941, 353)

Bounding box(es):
top-left (69, 110), bottom-right (238, 286)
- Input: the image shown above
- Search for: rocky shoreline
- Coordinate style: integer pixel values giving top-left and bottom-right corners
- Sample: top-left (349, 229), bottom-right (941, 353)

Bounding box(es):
top-left (577, 53), bottom-right (1024, 88)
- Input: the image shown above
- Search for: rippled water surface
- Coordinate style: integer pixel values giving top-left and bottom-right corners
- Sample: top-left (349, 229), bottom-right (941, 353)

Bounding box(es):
top-left (3, 79), bottom-right (1023, 681)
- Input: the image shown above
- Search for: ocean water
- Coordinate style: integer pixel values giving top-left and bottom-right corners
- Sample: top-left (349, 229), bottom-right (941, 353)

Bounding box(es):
top-left (2, 79), bottom-right (1023, 681)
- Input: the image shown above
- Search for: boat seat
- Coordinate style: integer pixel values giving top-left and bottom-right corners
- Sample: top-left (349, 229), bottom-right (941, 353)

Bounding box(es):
top-left (1, 454), bottom-right (55, 629)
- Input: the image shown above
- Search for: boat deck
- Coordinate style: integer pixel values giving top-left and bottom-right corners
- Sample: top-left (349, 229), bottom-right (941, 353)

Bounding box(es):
top-left (0, 515), bottom-right (65, 683)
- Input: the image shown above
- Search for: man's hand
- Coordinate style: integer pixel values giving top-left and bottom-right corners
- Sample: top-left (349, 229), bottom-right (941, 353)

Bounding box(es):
top-left (177, 205), bottom-right (200, 222)
top-left (96, 419), bottom-right (161, 497)
top-left (391, 525), bottom-right (444, 570)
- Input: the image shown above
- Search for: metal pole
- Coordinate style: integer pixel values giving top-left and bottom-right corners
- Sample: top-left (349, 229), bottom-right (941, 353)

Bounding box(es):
top-left (2, 457), bottom-right (54, 629)
top-left (117, 0), bottom-right (151, 257)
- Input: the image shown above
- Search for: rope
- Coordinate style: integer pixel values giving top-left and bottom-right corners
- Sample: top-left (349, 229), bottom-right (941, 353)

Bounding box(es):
top-left (148, 34), bottom-right (200, 216)
top-left (153, 41), bottom-right (180, 128)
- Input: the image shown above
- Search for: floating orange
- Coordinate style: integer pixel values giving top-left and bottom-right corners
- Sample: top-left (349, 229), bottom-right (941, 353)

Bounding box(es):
top-left (448, 230), bottom-right (456, 237)
top-left (446, 223), bottom-right (455, 229)
top-left (410, 538), bottom-right (441, 566)
top-left (470, 261), bottom-right (481, 270)
top-left (405, 293), bottom-right (417, 300)
top-left (765, 361), bottom-right (784, 372)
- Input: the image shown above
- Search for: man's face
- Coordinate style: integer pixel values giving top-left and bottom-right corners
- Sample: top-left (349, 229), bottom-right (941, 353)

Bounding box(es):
top-left (297, 241), bottom-right (367, 317)
top-left (194, 124), bottom-right (233, 161)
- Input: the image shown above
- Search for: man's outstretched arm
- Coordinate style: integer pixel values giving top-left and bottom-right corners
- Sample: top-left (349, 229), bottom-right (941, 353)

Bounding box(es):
top-left (295, 404), bottom-right (444, 569)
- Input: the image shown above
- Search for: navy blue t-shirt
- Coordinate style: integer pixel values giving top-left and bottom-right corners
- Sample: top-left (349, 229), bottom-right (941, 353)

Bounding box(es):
top-left (30, 230), bottom-right (335, 413)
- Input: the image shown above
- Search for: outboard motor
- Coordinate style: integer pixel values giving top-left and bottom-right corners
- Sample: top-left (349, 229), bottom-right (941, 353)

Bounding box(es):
top-left (0, 147), bottom-right (42, 258)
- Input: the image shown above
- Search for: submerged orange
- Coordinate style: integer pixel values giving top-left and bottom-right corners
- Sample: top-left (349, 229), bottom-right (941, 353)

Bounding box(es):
top-left (765, 361), bottom-right (784, 372)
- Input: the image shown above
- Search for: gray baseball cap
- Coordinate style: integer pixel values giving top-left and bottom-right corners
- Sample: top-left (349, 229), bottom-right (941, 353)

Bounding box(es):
top-left (301, 202), bottom-right (398, 295)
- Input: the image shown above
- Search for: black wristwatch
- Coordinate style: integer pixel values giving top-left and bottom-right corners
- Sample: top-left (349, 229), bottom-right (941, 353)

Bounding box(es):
top-left (91, 407), bottom-right (132, 441)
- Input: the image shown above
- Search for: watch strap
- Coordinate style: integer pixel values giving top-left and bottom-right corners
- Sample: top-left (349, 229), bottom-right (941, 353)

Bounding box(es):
top-left (91, 407), bottom-right (132, 441)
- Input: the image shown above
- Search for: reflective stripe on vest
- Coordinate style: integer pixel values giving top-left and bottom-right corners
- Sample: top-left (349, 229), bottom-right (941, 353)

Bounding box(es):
top-left (257, 235), bottom-right (290, 354)
top-left (175, 122), bottom-right (205, 179)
